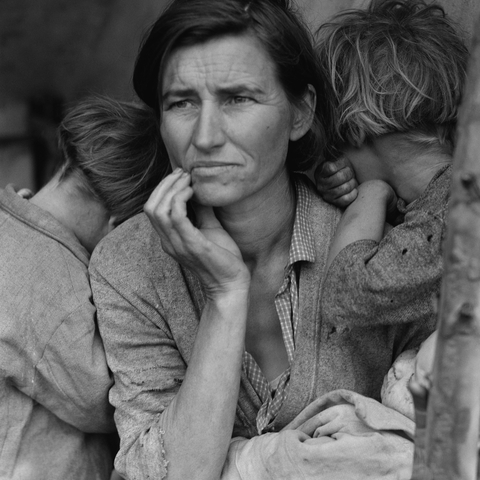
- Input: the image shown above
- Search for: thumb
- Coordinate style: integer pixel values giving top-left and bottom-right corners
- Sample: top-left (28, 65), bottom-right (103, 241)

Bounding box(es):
top-left (192, 203), bottom-right (220, 229)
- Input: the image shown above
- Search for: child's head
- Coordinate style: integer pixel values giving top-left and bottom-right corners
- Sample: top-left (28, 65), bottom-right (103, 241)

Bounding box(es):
top-left (57, 95), bottom-right (167, 226)
top-left (316, 0), bottom-right (469, 157)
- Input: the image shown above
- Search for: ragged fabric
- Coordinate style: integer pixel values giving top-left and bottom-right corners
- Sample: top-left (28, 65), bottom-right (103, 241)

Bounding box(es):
top-left (222, 389), bottom-right (415, 480)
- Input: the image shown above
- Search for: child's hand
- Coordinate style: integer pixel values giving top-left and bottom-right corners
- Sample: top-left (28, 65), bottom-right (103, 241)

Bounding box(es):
top-left (315, 156), bottom-right (358, 208)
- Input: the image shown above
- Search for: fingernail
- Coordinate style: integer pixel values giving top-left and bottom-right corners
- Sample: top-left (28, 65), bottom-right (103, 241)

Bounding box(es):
top-left (172, 167), bottom-right (183, 174)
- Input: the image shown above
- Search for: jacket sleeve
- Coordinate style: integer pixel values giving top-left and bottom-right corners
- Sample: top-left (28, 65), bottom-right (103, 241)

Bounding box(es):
top-left (89, 263), bottom-right (186, 480)
top-left (321, 208), bottom-right (444, 329)
top-left (31, 299), bottom-right (116, 433)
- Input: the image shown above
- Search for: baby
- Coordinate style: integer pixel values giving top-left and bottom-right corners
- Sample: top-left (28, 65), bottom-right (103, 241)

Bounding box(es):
top-left (381, 331), bottom-right (437, 420)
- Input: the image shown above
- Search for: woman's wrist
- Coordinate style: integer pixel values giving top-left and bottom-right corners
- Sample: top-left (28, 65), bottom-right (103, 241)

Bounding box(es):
top-left (203, 266), bottom-right (251, 298)
top-left (204, 279), bottom-right (251, 307)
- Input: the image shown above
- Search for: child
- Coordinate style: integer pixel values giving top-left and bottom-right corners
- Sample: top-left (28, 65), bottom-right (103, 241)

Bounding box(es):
top-left (0, 96), bottom-right (165, 480)
top-left (314, 0), bottom-right (469, 400)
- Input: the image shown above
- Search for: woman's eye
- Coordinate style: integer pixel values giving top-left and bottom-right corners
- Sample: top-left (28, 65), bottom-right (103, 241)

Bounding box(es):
top-left (169, 100), bottom-right (191, 110)
top-left (229, 96), bottom-right (252, 105)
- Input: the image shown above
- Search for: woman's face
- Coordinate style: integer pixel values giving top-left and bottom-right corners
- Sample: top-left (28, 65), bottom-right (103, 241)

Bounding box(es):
top-left (159, 33), bottom-right (308, 208)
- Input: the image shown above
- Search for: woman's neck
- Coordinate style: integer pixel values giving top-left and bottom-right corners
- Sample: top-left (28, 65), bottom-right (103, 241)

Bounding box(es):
top-left (214, 172), bottom-right (296, 269)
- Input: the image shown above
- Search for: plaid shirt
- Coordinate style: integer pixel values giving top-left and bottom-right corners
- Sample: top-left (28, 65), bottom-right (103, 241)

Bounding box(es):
top-left (242, 179), bottom-right (316, 434)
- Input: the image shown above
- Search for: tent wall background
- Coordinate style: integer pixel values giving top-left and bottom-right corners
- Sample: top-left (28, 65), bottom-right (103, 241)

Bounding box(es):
top-left (0, 0), bottom-right (478, 188)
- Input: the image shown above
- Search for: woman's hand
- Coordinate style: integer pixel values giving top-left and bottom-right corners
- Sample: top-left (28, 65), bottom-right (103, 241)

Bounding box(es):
top-left (144, 168), bottom-right (250, 295)
top-left (298, 404), bottom-right (374, 438)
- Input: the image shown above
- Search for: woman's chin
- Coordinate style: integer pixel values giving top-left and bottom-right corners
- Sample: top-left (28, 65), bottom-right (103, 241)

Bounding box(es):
top-left (191, 184), bottom-right (240, 208)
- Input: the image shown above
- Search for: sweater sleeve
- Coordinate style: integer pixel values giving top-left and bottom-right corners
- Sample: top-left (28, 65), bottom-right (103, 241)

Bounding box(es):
top-left (89, 253), bottom-right (186, 480)
top-left (321, 208), bottom-right (444, 329)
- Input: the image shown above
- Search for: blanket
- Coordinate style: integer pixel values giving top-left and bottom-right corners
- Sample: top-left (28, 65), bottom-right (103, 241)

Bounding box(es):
top-left (222, 389), bottom-right (415, 480)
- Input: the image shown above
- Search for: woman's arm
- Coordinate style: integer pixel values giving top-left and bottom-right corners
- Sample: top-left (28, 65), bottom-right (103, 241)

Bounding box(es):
top-left (94, 168), bottom-right (251, 480)
top-left (144, 169), bottom-right (252, 478)
top-left (160, 289), bottom-right (249, 480)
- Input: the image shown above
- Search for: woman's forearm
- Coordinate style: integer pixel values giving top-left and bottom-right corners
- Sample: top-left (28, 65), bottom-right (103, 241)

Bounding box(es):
top-left (159, 287), bottom-right (250, 480)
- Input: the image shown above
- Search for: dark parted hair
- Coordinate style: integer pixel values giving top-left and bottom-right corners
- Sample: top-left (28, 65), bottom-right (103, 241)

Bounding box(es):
top-left (133, 0), bottom-right (332, 172)
top-left (316, 0), bottom-right (469, 156)
top-left (58, 95), bottom-right (166, 225)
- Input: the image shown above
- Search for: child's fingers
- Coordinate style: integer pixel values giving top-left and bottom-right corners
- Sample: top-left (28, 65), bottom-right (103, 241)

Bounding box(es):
top-left (330, 178), bottom-right (358, 198)
top-left (321, 182), bottom-right (358, 208)
top-left (334, 188), bottom-right (358, 208)
top-left (318, 157), bottom-right (353, 177)
top-left (316, 166), bottom-right (355, 192)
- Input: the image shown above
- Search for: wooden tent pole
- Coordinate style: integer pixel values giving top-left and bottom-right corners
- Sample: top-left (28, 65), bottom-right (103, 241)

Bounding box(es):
top-left (411, 12), bottom-right (480, 480)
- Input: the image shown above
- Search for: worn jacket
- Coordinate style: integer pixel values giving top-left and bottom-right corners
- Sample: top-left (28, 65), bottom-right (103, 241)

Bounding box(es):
top-left (90, 177), bottom-right (435, 480)
top-left (0, 185), bottom-right (115, 480)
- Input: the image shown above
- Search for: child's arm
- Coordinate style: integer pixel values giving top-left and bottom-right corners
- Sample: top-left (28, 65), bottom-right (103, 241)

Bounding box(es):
top-left (326, 179), bottom-right (397, 271)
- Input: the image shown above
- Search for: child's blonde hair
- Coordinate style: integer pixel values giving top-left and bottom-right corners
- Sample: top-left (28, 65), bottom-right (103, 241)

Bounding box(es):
top-left (316, 0), bottom-right (469, 156)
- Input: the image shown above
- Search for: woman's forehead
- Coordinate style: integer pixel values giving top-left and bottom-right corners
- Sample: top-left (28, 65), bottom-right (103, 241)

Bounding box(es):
top-left (160, 34), bottom-right (279, 93)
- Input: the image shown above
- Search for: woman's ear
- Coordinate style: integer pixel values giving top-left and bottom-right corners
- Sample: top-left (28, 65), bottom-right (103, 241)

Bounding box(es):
top-left (290, 84), bottom-right (316, 142)
top-left (108, 215), bottom-right (118, 232)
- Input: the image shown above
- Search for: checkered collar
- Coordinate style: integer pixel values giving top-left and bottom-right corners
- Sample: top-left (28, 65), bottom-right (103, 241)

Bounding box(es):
top-left (287, 177), bottom-right (316, 267)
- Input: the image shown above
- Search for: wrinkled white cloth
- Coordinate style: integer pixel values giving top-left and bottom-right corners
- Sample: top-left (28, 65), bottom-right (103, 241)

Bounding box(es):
top-left (222, 389), bottom-right (414, 480)
top-left (381, 348), bottom-right (418, 420)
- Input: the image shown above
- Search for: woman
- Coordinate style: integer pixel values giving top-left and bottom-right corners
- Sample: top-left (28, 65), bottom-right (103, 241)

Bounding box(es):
top-left (0, 96), bottom-right (164, 480)
top-left (89, 1), bottom-right (434, 479)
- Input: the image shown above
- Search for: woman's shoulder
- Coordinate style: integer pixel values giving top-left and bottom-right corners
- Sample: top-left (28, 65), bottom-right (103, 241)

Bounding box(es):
top-left (294, 174), bottom-right (342, 234)
top-left (90, 212), bottom-right (177, 279)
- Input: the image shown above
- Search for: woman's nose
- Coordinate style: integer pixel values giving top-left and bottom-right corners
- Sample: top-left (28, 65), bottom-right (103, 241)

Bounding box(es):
top-left (192, 103), bottom-right (225, 151)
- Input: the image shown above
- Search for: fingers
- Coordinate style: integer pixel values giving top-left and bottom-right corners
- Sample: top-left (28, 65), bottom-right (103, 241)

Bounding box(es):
top-left (17, 188), bottom-right (34, 199)
top-left (317, 156), bottom-right (353, 177)
top-left (144, 168), bottom-right (195, 253)
top-left (192, 203), bottom-right (221, 230)
top-left (303, 436), bottom-right (335, 445)
top-left (145, 168), bottom-right (190, 218)
top-left (316, 162), bottom-right (355, 188)
top-left (315, 158), bottom-right (358, 208)
top-left (298, 408), bottom-right (338, 435)
top-left (323, 183), bottom-right (358, 208)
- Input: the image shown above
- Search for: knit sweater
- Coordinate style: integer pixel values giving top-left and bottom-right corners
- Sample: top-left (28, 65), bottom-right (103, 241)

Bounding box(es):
top-left (89, 177), bottom-right (435, 480)
top-left (321, 165), bottom-right (450, 331)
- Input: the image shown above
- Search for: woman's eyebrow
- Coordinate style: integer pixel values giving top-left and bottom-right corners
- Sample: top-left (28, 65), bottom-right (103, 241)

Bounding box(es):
top-left (162, 83), bottom-right (265, 101)
top-left (161, 87), bottom-right (197, 100)
top-left (217, 85), bottom-right (264, 96)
